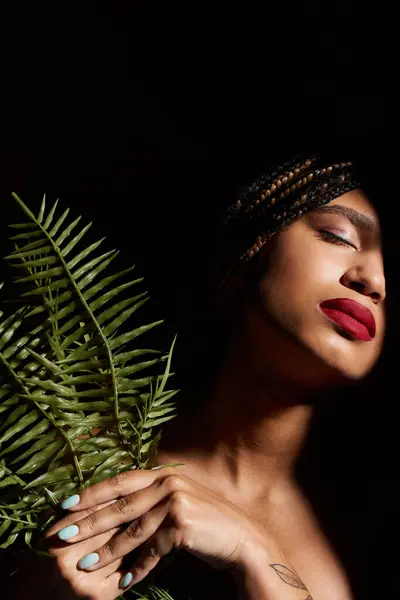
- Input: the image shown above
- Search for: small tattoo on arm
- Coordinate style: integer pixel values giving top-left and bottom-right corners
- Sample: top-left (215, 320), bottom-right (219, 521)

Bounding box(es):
top-left (270, 563), bottom-right (312, 598)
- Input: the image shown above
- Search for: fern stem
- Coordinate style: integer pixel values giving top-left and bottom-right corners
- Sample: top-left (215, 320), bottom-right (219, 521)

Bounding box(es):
top-left (0, 514), bottom-right (36, 525)
top-left (12, 194), bottom-right (132, 458)
top-left (47, 289), bottom-right (86, 420)
top-left (15, 248), bottom-right (84, 420)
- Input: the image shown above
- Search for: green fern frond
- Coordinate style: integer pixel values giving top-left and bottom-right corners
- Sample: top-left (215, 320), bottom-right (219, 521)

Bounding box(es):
top-left (0, 194), bottom-right (183, 599)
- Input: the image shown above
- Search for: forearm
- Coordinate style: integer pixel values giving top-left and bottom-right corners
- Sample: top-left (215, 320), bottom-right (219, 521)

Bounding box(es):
top-left (231, 538), bottom-right (312, 600)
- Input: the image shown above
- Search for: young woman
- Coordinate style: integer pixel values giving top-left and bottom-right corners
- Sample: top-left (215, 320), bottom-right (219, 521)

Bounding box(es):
top-left (4, 155), bottom-right (386, 600)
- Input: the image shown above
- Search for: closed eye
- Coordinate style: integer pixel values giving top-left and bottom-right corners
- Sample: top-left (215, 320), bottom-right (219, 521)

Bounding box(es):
top-left (318, 230), bottom-right (357, 250)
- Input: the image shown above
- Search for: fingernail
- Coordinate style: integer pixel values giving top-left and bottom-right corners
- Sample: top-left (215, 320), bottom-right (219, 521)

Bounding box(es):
top-left (60, 494), bottom-right (80, 510)
top-left (119, 572), bottom-right (133, 588)
top-left (78, 553), bottom-right (100, 570)
top-left (57, 524), bottom-right (79, 540)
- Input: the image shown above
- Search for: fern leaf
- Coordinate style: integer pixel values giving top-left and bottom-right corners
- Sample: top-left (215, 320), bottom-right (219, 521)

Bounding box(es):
top-left (10, 430), bottom-right (58, 465)
top-left (37, 195), bottom-right (46, 224)
top-left (54, 215), bottom-right (82, 247)
top-left (61, 222), bottom-right (92, 258)
top-left (0, 410), bottom-right (41, 445)
top-left (0, 404), bottom-right (29, 433)
top-left (0, 194), bottom-right (181, 600)
top-left (43, 198), bottom-right (59, 229)
top-left (66, 237), bottom-right (106, 271)
top-left (48, 207), bottom-right (70, 237)
top-left (0, 418), bottom-right (51, 456)
top-left (109, 321), bottom-right (164, 350)
top-left (16, 440), bottom-right (64, 475)
top-left (24, 465), bottom-right (76, 489)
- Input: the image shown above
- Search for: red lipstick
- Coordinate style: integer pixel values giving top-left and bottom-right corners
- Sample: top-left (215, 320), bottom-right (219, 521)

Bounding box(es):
top-left (319, 298), bottom-right (376, 342)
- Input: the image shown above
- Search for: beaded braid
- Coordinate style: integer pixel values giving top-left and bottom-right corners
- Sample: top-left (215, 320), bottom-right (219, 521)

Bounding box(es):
top-left (219, 155), bottom-right (360, 290)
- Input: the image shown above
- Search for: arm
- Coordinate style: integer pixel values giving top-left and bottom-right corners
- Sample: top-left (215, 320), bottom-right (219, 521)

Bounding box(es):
top-left (230, 537), bottom-right (313, 600)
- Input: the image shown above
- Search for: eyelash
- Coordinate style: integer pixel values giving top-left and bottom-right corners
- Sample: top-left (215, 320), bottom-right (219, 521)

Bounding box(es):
top-left (318, 230), bottom-right (357, 249)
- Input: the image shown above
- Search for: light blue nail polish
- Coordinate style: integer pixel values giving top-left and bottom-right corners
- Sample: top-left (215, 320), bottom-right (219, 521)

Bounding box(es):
top-left (57, 524), bottom-right (79, 540)
top-left (78, 553), bottom-right (100, 570)
top-left (120, 572), bottom-right (133, 588)
top-left (60, 494), bottom-right (80, 510)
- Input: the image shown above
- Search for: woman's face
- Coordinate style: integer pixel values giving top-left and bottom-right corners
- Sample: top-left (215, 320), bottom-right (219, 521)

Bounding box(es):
top-left (240, 189), bottom-right (386, 387)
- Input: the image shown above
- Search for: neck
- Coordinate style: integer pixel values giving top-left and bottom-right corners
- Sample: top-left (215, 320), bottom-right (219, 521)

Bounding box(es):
top-left (158, 334), bottom-right (322, 500)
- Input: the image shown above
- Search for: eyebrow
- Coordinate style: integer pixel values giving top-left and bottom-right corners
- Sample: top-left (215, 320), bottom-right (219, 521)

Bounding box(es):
top-left (311, 204), bottom-right (381, 238)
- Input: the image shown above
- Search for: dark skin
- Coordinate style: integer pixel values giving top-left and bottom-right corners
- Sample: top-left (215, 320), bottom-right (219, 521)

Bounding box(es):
top-left (155, 189), bottom-right (386, 598)
top-left (157, 190), bottom-right (386, 499)
top-left (3, 190), bottom-right (386, 600)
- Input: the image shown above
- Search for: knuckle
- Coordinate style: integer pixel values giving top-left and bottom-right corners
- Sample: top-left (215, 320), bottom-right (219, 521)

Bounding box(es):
top-left (125, 516), bottom-right (145, 540)
top-left (163, 474), bottom-right (185, 493)
top-left (170, 490), bottom-right (188, 506)
top-left (80, 511), bottom-right (97, 531)
top-left (110, 471), bottom-right (127, 490)
top-left (102, 539), bottom-right (116, 560)
top-left (113, 495), bottom-right (130, 516)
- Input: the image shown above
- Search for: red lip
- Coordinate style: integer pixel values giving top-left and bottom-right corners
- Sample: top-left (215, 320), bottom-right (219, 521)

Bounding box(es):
top-left (319, 298), bottom-right (376, 340)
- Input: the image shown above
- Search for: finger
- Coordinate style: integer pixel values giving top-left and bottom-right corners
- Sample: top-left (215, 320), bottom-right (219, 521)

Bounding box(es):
top-left (59, 467), bottom-right (173, 512)
top-left (76, 556), bottom-right (123, 583)
top-left (46, 525), bottom-right (125, 563)
top-left (95, 557), bottom-right (124, 579)
top-left (44, 498), bottom-right (119, 541)
top-left (57, 472), bottom-right (181, 544)
top-left (76, 497), bottom-right (170, 572)
top-left (105, 525), bottom-right (177, 592)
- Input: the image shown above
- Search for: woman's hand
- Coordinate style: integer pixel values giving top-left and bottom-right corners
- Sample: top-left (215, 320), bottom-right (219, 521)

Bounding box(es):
top-left (36, 498), bottom-right (127, 600)
top-left (44, 466), bottom-right (271, 594)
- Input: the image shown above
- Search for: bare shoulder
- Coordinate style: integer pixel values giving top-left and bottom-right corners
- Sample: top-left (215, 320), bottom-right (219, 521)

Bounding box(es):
top-left (262, 480), bottom-right (355, 600)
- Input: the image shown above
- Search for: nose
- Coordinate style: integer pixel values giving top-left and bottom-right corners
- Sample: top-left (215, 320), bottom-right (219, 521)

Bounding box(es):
top-left (341, 253), bottom-right (386, 304)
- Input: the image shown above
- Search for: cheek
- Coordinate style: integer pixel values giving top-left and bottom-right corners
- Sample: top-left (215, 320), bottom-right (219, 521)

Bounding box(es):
top-left (257, 261), bottom-right (310, 332)
top-left (256, 238), bottom-right (343, 339)
top-left (259, 242), bottom-right (320, 307)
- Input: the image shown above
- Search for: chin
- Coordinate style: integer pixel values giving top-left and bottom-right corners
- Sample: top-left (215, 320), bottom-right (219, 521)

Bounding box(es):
top-left (296, 325), bottom-right (380, 386)
top-left (341, 352), bottom-right (381, 381)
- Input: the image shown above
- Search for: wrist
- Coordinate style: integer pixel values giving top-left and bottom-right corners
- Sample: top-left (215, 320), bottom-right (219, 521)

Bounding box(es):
top-left (231, 539), bottom-right (275, 600)
top-left (236, 524), bottom-right (281, 574)
top-left (230, 529), bottom-right (273, 588)
top-left (231, 530), bottom-right (308, 600)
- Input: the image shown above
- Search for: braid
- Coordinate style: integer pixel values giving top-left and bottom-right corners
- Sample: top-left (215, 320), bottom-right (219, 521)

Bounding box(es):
top-left (219, 155), bottom-right (360, 289)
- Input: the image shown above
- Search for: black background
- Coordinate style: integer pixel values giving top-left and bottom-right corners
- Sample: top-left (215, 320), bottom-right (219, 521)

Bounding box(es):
top-left (0, 2), bottom-right (396, 598)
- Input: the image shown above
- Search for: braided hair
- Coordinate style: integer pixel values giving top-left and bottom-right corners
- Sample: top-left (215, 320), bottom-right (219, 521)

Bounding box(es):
top-left (217, 155), bottom-right (360, 293)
